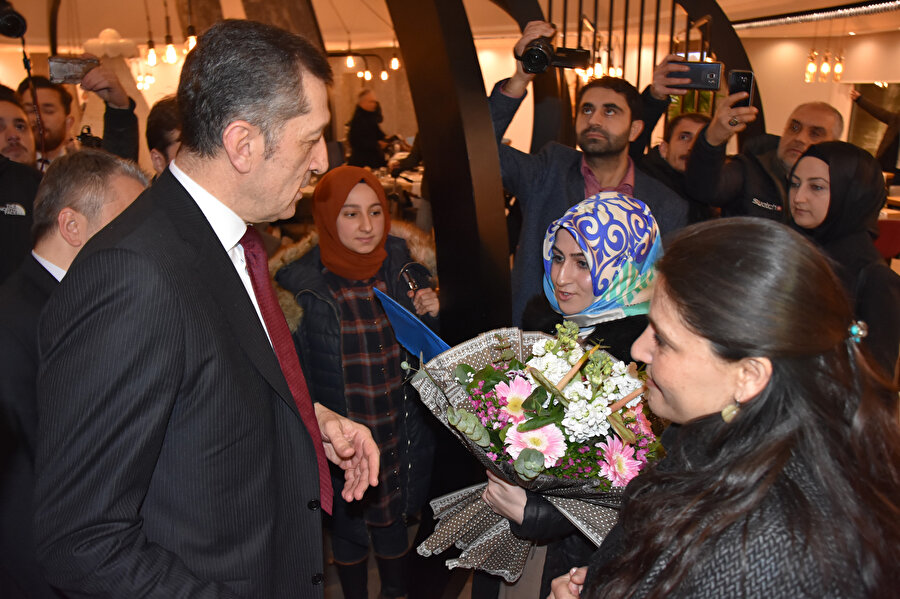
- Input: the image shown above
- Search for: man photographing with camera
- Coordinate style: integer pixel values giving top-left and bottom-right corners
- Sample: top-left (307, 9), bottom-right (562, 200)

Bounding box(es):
top-left (491, 20), bottom-right (690, 325)
top-left (17, 60), bottom-right (139, 168)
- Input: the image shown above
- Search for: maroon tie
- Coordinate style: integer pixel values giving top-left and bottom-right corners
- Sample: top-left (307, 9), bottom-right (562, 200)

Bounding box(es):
top-left (240, 226), bottom-right (333, 514)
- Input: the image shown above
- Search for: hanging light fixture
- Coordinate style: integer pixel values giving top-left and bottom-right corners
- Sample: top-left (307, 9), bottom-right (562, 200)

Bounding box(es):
top-left (162, 0), bottom-right (178, 64)
top-left (184, 0), bottom-right (197, 53)
top-left (833, 54), bottom-right (844, 82)
top-left (818, 51), bottom-right (831, 82)
top-left (143, 0), bottom-right (156, 67)
top-left (804, 50), bottom-right (818, 83)
top-left (380, 70), bottom-right (388, 81)
top-left (390, 39), bottom-right (400, 70)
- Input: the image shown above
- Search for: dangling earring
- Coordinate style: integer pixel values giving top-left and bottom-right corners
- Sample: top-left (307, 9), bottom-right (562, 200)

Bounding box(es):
top-left (721, 399), bottom-right (740, 423)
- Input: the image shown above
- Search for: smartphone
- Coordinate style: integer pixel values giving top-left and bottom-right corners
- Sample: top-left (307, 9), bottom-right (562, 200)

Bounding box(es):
top-left (669, 61), bottom-right (722, 91)
top-left (728, 70), bottom-right (755, 107)
top-left (48, 56), bottom-right (99, 84)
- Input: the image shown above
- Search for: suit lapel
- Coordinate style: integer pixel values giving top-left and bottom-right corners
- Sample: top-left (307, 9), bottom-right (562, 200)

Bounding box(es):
top-left (151, 171), bottom-right (296, 410)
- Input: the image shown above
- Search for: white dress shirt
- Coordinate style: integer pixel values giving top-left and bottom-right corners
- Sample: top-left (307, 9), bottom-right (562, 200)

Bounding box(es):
top-left (168, 160), bottom-right (272, 344)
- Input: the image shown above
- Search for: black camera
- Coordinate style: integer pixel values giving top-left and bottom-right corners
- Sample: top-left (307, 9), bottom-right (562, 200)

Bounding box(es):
top-left (517, 36), bottom-right (591, 74)
top-left (0, 1), bottom-right (26, 38)
top-left (76, 125), bottom-right (103, 149)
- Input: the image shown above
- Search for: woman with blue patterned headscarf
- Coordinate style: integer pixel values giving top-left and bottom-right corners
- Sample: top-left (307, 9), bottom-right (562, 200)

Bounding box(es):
top-left (523, 191), bottom-right (662, 361)
top-left (487, 192), bottom-right (663, 597)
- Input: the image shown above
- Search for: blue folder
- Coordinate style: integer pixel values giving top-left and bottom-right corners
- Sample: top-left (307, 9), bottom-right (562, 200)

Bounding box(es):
top-left (373, 287), bottom-right (450, 363)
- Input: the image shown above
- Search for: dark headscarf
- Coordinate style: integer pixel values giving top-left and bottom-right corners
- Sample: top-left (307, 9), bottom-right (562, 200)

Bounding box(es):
top-left (791, 141), bottom-right (886, 244)
top-left (790, 141), bottom-right (886, 295)
top-left (312, 165), bottom-right (391, 281)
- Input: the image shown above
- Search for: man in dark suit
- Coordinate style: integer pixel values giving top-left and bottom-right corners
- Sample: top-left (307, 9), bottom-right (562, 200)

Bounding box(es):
top-left (33, 20), bottom-right (379, 598)
top-left (0, 148), bottom-right (146, 598)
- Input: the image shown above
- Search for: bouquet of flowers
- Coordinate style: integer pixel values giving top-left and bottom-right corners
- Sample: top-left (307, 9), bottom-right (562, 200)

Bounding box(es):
top-left (410, 322), bottom-right (660, 581)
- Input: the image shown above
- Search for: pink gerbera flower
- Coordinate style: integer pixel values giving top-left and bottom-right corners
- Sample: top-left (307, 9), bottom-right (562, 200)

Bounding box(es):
top-left (505, 424), bottom-right (566, 468)
top-left (495, 376), bottom-right (534, 424)
top-left (598, 435), bottom-right (642, 487)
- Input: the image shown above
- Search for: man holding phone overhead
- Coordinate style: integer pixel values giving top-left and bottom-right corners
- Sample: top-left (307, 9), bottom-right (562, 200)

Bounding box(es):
top-left (684, 73), bottom-right (844, 221)
top-left (17, 57), bottom-right (138, 167)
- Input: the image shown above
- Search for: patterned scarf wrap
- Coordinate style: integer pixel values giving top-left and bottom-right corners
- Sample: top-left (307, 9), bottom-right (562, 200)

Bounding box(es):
top-left (542, 192), bottom-right (662, 331)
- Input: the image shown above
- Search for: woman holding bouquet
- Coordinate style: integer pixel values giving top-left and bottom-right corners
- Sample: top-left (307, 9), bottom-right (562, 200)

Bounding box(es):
top-left (521, 191), bottom-right (661, 362)
top-left (276, 165), bottom-right (439, 599)
top-left (550, 218), bottom-right (899, 598)
top-left (788, 140), bottom-right (900, 378)
top-left (483, 192), bottom-right (662, 597)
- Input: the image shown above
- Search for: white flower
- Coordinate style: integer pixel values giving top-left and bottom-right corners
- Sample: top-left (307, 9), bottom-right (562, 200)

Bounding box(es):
top-left (567, 346), bottom-right (584, 366)
top-left (532, 340), bottom-right (548, 357)
top-left (562, 398), bottom-right (612, 442)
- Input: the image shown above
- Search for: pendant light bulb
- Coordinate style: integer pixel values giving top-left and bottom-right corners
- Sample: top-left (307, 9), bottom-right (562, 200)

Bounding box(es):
top-left (357, 70), bottom-right (364, 79)
top-left (804, 51), bottom-right (817, 83)
top-left (346, 55), bottom-right (355, 69)
top-left (818, 52), bottom-right (831, 82)
top-left (163, 34), bottom-right (177, 64)
top-left (185, 25), bottom-right (197, 53)
top-left (833, 57), bottom-right (843, 82)
top-left (364, 70), bottom-right (372, 81)
top-left (390, 55), bottom-right (400, 70)
top-left (147, 41), bottom-right (157, 67)
top-left (380, 70), bottom-right (388, 81)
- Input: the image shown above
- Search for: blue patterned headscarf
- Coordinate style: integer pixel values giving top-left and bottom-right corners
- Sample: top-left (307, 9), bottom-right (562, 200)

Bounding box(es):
top-left (542, 192), bottom-right (662, 331)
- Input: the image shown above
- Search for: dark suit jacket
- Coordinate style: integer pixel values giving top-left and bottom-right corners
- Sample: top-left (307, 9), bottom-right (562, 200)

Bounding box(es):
top-left (488, 81), bottom-right (689, 325)
top-left (33, 170), bottom-right (325, 598)
top-left (0, 255), bottom-right (59, 598)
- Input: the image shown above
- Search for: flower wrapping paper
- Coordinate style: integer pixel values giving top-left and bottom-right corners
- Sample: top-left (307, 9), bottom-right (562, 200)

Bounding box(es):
top-left (411, 327), bottom-right (625, 582)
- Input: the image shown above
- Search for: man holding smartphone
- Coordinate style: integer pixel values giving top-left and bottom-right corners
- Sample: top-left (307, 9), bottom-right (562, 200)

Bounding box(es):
top-left (684, 90), bottom-right (843, 221)
top-left (490, 20), bottom-right (690, 325)
top-left (17, 59), bottom-right (138, 168)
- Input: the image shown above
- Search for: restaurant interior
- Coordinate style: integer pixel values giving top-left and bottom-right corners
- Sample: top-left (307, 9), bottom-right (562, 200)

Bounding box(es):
top-left (2, 0), bottom-right (899, 339)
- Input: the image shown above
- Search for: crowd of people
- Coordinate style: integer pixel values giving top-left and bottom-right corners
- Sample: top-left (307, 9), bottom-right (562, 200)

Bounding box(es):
top-left (0, 15), bottom-right (897, 599)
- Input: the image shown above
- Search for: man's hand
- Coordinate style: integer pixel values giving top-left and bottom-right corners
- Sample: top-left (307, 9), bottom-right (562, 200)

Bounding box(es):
top-left (548, 566), bottom-right (588, 599)
top-left (504, 20), bottom-right (557, 98)
top-left (704, 91), bottom-right (759, 147)
top-left (649, 54), bottom-right (690, 100)
top-left (79, 55), bottom-right (130, 109)
top-left (313, 403), bottom-right (380, 501)
top-left (850, 89), bottom-right (861, 101)
top-left (408, 288), bottom-right (439, 317)
top-left (482, 470), bottom-right (527, 525)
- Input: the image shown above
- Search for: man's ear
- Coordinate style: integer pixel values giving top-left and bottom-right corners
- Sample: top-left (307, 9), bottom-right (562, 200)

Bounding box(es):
top-left (149, 148), bottom-right (168, 175)
top-left (734, 356), bottom-right (773, 405)
top-left (628, 119), bottom-right (645, 142)
top-left (658, 140), bottom-right (669, 160)
top-left (221, 120), bottom-right (260, 174)
top-left (57, 207), bottom-right (88, 248)
top-left (65, 114), bottom-right (76, 137)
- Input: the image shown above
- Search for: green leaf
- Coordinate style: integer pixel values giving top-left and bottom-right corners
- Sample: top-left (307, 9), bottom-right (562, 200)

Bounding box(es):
top-left (522, 386), bottom-right (547, 412)
top-left (514, 448), bottom-right (545, 480)
top-left (517, 415), bottom-right (557, 432)
top-left (509, 358), bottom-right (527, 371)
top-left (608, 412), bottom-right (636, 444)
top-left (528, 367), bottom-right (569, 407)
top-left (453, 364), bottom-right (475, 386)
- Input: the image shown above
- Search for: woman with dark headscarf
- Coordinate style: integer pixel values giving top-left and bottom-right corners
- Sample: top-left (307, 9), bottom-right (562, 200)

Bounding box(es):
top-left (789, 140), bottom-right (900, 377)
top-left (549, 218), bottom-right (899, 599)
top-left (276, 165), bottom-right (438, 599)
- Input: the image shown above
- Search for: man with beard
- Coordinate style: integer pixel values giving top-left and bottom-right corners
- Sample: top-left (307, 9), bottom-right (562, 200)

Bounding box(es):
top-left (636, 112), bottom-right (712, 223)
top-left (0, 85), bottom-right (40, 284)
top-left (18, 64), bottom-right (138, 168)
top-left (685, 93), bottom-right (843, 220)
top-left (0, 85), bottom-right (35, 167)
top-left (490, 20), bottom-right (687, 325)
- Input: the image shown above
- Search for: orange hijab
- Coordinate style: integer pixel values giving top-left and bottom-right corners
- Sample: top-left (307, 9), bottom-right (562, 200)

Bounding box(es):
top-left (312, 165), bottom-right (391, 281)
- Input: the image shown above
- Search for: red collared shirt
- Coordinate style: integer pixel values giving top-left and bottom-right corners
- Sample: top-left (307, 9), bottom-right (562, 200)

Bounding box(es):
top-left (581, 156), bottom-right (635, 198)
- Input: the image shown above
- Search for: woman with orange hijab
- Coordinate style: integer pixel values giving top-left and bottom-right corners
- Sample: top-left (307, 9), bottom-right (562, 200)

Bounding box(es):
top-left (276, 166), bottom-right (438, 599)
